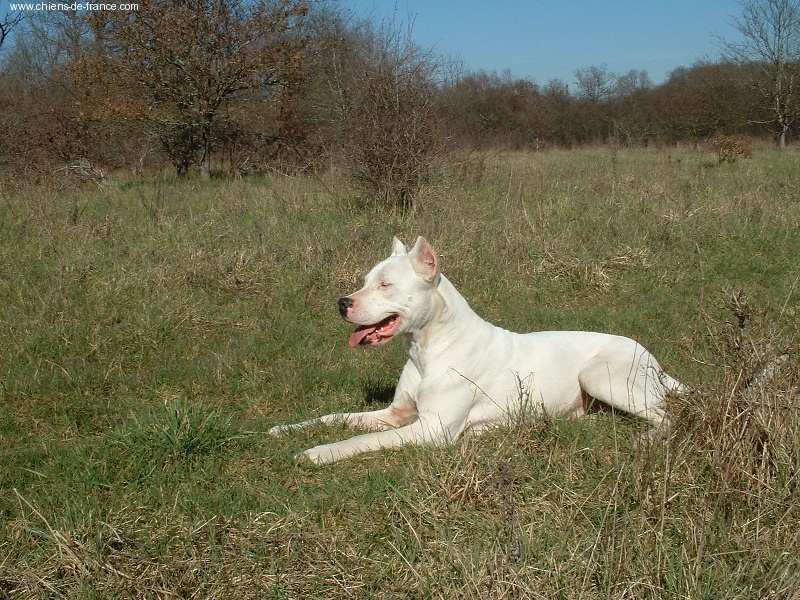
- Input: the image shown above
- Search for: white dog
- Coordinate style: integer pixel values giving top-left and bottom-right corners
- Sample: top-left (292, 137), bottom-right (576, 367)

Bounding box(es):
top-left (270, 236), bottom-right (684, 464)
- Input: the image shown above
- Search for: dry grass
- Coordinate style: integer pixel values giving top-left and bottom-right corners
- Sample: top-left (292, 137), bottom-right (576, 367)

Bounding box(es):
top-left (1, 146), bottom-right (799, 598)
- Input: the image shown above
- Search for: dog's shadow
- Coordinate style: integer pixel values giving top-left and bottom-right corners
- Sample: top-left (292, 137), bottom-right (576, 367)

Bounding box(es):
top-left (361, 378), bottom-right (396, 407)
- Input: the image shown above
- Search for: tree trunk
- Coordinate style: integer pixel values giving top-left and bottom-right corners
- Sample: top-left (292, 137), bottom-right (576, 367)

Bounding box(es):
top-left (200, 127), bottom-right (212, 181)
top-left (200, 152), bottom-right (211, 181)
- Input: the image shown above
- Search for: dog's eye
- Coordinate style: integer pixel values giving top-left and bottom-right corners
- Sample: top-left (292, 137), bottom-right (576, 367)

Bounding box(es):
top-left (378, 281), bottom-right (392, 289)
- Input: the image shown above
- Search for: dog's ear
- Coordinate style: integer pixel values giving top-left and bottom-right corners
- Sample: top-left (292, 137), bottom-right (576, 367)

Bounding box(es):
top-left (409, 237), bottom-right (439, 282)
top-left (391, 236), bottom-right (408, 256)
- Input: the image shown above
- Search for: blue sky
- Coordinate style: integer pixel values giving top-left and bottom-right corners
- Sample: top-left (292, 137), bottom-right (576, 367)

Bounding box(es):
top-left (0, 0), bottom-right (744, 86)
top-left (344, 0), bottom-right (745, 86)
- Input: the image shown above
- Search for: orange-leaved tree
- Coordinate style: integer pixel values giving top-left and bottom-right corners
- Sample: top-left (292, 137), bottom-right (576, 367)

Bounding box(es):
top-left (89, 0), bottom-right (309, 178)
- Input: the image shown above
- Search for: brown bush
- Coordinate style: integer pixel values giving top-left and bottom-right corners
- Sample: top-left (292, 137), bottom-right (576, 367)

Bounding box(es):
top-left (709, 134), bottom-right (754, 163)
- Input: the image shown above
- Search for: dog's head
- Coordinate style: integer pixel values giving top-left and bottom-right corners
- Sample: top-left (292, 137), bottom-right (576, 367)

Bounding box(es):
top-left (339, 236), bottom-right (441, 348)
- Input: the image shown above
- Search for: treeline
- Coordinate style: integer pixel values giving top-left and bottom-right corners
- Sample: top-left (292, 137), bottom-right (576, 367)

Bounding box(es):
top-left (0, 1), bottom-right (791, 202)
top-left (442, 63), bottom-right (768, 149)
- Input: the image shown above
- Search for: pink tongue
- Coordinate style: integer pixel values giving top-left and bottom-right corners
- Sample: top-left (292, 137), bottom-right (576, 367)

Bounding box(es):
top-left (349, 325), bottom-right (377, 348)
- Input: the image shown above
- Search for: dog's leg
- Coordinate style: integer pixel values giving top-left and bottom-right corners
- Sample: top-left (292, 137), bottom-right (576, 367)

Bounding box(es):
top-left (300, 379), bottom-right (474, 464)
top-left (578, 354), bottom-right (671, 438)
top-left (299, 415), bottom-right (454, 464)
top-left (268, 405), bottom-right (416, 436)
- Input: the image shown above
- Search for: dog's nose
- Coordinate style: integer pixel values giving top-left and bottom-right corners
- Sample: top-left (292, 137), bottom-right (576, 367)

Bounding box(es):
top-left (338, 297), bottom-right (353, 317)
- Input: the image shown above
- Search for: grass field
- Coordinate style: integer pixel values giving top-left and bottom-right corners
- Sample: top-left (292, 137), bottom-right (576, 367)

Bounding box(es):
top-left (1, 147), bottom-right (799, 598)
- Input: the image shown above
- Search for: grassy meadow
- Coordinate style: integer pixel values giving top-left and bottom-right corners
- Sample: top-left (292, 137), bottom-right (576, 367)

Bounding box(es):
top-left (1, 146), bottom-right (799, 598)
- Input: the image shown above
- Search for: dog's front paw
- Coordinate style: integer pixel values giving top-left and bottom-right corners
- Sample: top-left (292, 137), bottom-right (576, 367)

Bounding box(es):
top-left (268, 425), bottom-right (287, 436)
top-left (298, 445), bottom-right (337, 466)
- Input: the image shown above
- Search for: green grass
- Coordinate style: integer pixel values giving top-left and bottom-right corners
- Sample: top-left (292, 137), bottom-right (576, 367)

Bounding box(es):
top-left (1, 147), bottom-right (799, 598)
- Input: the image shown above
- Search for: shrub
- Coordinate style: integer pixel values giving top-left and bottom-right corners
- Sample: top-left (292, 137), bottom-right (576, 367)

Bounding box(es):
top-left (328, 21), bottom-right (446, 210)
top-left (709, 133), bottom-right (754, 163)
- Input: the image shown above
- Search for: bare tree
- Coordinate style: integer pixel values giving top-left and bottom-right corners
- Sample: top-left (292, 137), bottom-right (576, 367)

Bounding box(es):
top-left (719, 0), bottom-right (800, 147)
top-left (3, 10), bottom-right (91, 79)
top-left (0, 10), bottom-right (24, 51)
top-left (614, 69), bottom-right (654, 98)
top-left (574, 64), bottom-right (616, 102)
top-left (543, 78), bottom-right (569, 98)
